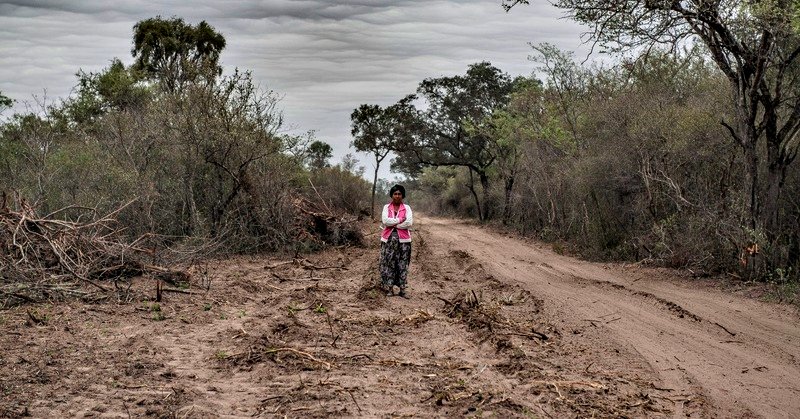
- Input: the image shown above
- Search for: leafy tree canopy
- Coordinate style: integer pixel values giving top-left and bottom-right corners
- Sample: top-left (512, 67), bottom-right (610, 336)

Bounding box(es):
top-left (69, 59), bottom-right (151, 123)
top-left (395, 61), bottom-right (514, 174)
top-left (392, 61), bottom-right (515, 220)
top-left (0, 91), bottom-right (12, 111)
top-left (132, 16), bottom-right (226, 92)
top-left (307, 140), bottom-right (333, 169)
top-left (351, 95), bottom-right (419, 216)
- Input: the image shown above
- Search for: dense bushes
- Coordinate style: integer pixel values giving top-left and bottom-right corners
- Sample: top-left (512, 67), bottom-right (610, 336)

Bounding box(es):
top-left (0, 21), bottom-right (369, 255)
top-left (403, 50), bottom-right (799, 281)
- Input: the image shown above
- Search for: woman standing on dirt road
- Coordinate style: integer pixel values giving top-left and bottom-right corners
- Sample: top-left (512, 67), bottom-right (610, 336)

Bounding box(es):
top-left (380, 184), bottom-right (413, 298)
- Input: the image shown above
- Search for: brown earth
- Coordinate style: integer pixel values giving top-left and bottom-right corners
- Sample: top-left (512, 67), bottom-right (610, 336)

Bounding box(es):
top-left (1, 215), bottom-right (799, 418)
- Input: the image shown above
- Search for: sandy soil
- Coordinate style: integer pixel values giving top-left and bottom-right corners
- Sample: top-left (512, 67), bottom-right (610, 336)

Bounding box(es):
top-left (1, 215), bottom-right (798, 418)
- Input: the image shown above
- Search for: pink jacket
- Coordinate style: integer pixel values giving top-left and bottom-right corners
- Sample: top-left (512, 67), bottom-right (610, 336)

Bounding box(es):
top-left (381, 203), bottom-right (413, 243)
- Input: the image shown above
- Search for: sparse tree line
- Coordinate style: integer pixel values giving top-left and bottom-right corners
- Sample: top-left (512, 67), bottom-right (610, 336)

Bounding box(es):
top-left (0, 17), bottom-right (370, 255)
top-left (352, 1), bottom-right (800, 282)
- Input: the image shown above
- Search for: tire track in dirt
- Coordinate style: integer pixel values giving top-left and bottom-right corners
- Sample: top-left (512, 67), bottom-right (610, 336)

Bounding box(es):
top-left (410, 227), bottom-right (687, 417)
top-left (423, 216), bottom-right (800, 418)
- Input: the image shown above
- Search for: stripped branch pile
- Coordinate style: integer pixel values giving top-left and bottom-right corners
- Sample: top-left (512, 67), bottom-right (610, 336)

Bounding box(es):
top-left (293, 196), bottom-right (364, 248)
top-left (0, 193), bottom-right (187, 307)
top-left (439, 290), bottom-right (550, 343)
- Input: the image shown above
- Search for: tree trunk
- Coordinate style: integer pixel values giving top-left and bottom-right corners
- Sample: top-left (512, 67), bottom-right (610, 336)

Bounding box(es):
top-left (743, 141), bottom-right (760, 231)
top-left (764, 143), bottom-right (789, 239)
top-left (211, 167), bottom-right (243, 237)
top-left (479, 171), bottom-right (491, 221)
top-left (733, 93), bottom-right (759, 231)
top-left (241, 170), bottom-right (267, 241)
top-left (467, 168), bottom-right (483, 221)
top-left (791, 210), bottom-right (800, 267)
top-left (371, 161), bottom-right (380, 219)
top-left (181, 173), bottom-right (196, 236)
top-left (762, 104), bottom-right (787, 239)
top-left (502, 175), bottom-right (515, 225)
top-left (738, 108), bottom-right (791, 238)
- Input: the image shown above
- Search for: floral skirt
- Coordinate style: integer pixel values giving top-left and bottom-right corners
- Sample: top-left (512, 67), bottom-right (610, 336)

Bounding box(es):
top-left (379, 231), bottom-right (411, 289)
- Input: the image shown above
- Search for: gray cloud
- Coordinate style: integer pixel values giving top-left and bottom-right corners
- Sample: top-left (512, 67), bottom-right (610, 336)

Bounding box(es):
top-left (0, 0), bottom-right (592, 178)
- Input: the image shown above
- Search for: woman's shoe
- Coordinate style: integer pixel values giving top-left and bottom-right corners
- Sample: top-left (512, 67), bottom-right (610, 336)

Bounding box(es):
top-left (398, 288), bottom-right (409, 299)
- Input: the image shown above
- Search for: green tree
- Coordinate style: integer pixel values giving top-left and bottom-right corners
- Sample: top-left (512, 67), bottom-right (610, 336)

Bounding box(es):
top-left (505, 0), bottom-right (800, 239)
top-left (184, 69), bottom-right (284, 236)
top-left (394, 62), bottom-right (515, 221)
top-left (351, 96), bottom-right (417, 218)
top-left (307, 140), bottom-right (333, 169)
top-left (69, 59), bottom-right (150, 123)
top-left (0, 91), bottom-right (11, 111)
top-left (486, 77), bottom-right (546, 224)
top-left (1, 113), bottom-right (59, 210)
top-left (339, 153), bottom-right (364, 177)
top-left (528, 43), bottom-right (590, 148)
top-left (132, 16), bottom-right (226, 92)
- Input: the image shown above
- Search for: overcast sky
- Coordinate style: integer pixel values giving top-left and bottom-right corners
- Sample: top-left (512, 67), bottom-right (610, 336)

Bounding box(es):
top-left (0, 0), bottom-right (590, 179)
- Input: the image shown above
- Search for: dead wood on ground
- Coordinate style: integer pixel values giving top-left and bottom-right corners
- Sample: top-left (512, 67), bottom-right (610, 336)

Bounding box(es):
top-left (293, 196), bottom-right (364, 248)
top-left (0, 192), bottom-right (188, 307)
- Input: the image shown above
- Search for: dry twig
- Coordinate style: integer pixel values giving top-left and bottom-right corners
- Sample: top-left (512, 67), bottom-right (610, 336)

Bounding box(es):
top-left (265, 347), bottom-right (332, 369)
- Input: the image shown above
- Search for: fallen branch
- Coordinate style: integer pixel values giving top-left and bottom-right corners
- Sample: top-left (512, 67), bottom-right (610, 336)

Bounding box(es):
top-left (265, 347), bottom-right (332, 370)
top-left (27, 310), bottom-right (47, 325)
top-left (162, 287), bottom-right (203, 295)
top-left (550, 382), bottom-right (564, 398)
top-left (345, 354), bottom-right (373, 361)
top-left (497, 330), bottom-right (549, 341)
top-left (532, 380), bottom-right (608, 391)
top-left (292, 196), bottom-right (364, 247)
top-left (345, 388), bottom-right (362, 414)
top-left (436, 296), bottom-right (455, 306)
top-left (264, 260), bottom-right (294, 269)
top-left (714, 321), bottom-right (736, 337)
top-left (0, 290), bottom-right (36, 303)
top-left (299, 258), bottom-right (348, 271)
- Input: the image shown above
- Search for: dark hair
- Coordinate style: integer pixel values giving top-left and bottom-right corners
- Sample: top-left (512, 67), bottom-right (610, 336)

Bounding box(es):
top-left (389, 184), bottom-right (406, 198)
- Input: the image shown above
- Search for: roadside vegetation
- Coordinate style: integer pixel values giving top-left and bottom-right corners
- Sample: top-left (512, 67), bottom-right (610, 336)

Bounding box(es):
top-left (0, 17), bottom-right (369, 250)
top-left (0, 17), bottom-right (369, 307)
top-left (351, 2), bottom-right (800, 293)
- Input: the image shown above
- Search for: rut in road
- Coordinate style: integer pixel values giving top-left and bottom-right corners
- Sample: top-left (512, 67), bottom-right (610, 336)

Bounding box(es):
top-left (422, 216), bottom-right (800, 418)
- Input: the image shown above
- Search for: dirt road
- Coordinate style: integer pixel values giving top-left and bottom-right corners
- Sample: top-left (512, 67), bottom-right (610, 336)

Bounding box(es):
top-left (425, 216), bottom-right (800, 418)
top-left (2, 216), bottom-right (799, 417)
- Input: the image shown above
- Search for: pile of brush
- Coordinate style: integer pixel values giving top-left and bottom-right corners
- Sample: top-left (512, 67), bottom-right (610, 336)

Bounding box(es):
top-left (0, 192), bottom-right (187, 307)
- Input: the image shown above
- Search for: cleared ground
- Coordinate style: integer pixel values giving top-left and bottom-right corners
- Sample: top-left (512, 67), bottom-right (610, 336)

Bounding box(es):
top-left (1, 216), bottom-right (798, 417)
